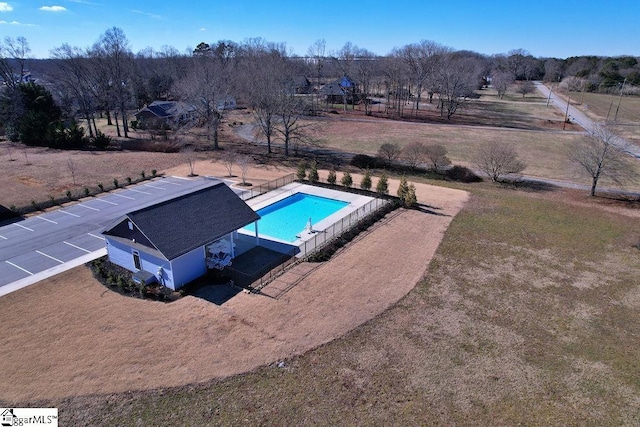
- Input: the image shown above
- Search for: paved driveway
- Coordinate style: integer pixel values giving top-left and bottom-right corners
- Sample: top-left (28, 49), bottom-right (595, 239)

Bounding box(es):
top-left (0, 176), bottom-right (223, 296)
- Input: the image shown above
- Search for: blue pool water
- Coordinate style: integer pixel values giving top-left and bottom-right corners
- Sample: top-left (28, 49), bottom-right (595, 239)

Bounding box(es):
top-left (243, 193), bottom-right (349, 242)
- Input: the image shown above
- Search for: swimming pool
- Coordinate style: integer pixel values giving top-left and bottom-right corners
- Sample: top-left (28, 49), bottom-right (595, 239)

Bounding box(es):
top-left (242, 193), bottom-right (349, 242)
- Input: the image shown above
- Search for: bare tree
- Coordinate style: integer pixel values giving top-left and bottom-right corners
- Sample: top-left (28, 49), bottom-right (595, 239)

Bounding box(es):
top-left (402, 141), bottom-right (428, 169)
top-left (435, 52), bottom-right (483, 120)
top-left (67, 157), bottom-right (78, 185)
top-left (492, 71), bottom-right (514, 99)
top-left (181, 146), bottom-right (198, 176)
top-left (515, 80), bottom-right (536, 98)
top-left (92, 27), bottom-right (133, 138)
top-left (474, 141), bottom-right (526, 182)
top-left (238, 155), bottom-right (251, 185)
top-left (424, 144), bottom-right (451, 172)
top-left (221, 151), bottom-right (237, 177)
top-left (275, 92), bottom-right (313, 156)
top-left (569, 125), bottom-right (635, 196)
top-left (377, 142), bottom-right (402, 166)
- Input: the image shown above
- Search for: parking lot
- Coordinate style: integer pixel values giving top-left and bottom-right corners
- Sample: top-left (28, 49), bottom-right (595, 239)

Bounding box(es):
top-left (0, 176), bottom-right (224, 296)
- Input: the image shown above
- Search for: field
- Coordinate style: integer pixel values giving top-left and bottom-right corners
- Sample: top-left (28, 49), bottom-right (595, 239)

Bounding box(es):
top-left (1, 87), bottom-right (640, 425)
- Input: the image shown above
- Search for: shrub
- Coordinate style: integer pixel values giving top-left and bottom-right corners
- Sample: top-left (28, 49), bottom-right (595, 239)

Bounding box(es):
top-left (66, 190), bottom-right (73, 200)
top-left (404, 183), bottom-right (418, 207)
top-left (140, 171), bottom-right (146, 179)
top-left (445, 165), bottom-right (482, 183)
top-left (91, 131), bottom-right (111, 150)
top-left (151, 169), bottom-right (157, 177)
top-left (84, 187), bottom-right (90, 197)
top-left (296, 161), bottom-right (307, 180)
top-left (10, 205), bottom-right (16, 212)
top-left (376, 172), bottom-right (389, 195)
top-left (126, 177), bottom-right (132, 185)
top-left (97, 183), bottom-right (104, 192)
top-left (113, 178), bottom-right (119, 188)
top-left (31, 200), bottom-right (38, 211)
top-left (130, 120), bottom-right (138, 130)
top-left (327, 168), bottom-right (337, 185)
top-left (360, 169), bottom-right (372, 190)
top-left (49, 195), bottom-right (55, 205)
top-left (341, 171), bottom-right (353, 188)
top-left (309, 162), bottom-right (319, 183)
top-left (351, 154), bottom-right (380, 169)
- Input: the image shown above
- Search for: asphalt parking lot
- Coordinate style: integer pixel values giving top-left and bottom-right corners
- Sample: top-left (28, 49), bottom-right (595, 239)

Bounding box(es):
top-left (0, 176), bottom-right (223, 296)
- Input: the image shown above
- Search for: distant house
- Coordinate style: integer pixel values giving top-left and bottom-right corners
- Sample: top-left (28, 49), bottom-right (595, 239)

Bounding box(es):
top-left (102, 182), bottom-right (260, 290)
top-left (286, 76), bottom-right (312, 94)
top-left (320, 75), bottom-right (359, 104)
top-left (134, 100), bottom-right (196, 129)
top-left (217, 95), bottom-right (237, 111)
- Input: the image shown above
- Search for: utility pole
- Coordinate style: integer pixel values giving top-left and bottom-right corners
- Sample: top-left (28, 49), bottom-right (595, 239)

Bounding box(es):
top-left (563, 95), bottom-right (571, 130)
top-left (614, 78), bottom-right (626, 122)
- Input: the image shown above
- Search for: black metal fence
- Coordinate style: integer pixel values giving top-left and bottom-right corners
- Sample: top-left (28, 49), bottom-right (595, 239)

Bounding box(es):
top-left (237, 173), bottom-right (296, 201)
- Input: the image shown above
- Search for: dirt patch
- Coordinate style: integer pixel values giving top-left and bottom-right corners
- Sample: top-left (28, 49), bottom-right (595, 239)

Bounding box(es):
top-left (0, 176), bottom-right (467, 402)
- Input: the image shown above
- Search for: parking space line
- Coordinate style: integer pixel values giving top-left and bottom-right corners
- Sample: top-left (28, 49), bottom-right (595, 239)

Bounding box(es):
top-left (88, 233), bottom-right (105, 240)
top-left (144, 183), bottom-right (167, 190)
top-left (59, 210), bottom-right (80, 218)
top-left (94, 198), bottom-right (118, 205)
top-left (6, 260), bottom-right (33, 275)
top-left (170, 176), bottom-right (191, 181)
top-left (36, 250), bottom-right (64, 264)
top-left (112, 193), bottom-right (135, 200)
top-left (64, 241), bottom-right (91, 253)
top-left (77, 204), bottom-right (100, 211)
top-left (128, 188), bottom-right (152, 195)
top-left (163, 180), bottom-right (182, 186)
top-left (37, 216), bottom-right (58, 224)
top-left (14, 223), bottom-right (34, 232)
top-left (0, 235), bottom-right (6, 240)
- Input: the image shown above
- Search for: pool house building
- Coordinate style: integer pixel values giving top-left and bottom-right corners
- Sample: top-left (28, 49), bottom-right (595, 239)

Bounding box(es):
top-left (102, 181), bottom-right (259, 290)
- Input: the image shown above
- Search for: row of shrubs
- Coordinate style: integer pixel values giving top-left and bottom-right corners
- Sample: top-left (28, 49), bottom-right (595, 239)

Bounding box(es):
top-left (10, 169), bottom-right (159, 215)
top-left (349, 153), bottom-right (482, 183)
top-left (89, 257), bottom-right (178, 302)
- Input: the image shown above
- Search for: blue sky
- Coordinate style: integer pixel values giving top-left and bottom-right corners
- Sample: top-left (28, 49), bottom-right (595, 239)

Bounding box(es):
top-left (1, 0), bottom-right (638, 59)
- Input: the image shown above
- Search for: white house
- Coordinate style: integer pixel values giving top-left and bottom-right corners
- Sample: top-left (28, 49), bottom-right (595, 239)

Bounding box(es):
top-left (102, 182), bottom-right (259, 290)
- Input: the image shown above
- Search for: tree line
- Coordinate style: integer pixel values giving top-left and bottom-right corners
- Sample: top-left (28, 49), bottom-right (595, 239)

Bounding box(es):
top-left (1, 29), bottom-right (638, 152)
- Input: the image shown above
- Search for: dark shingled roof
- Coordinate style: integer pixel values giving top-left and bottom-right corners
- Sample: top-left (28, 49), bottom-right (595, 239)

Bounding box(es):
top-left (103, 182), bottom-right (259, 260)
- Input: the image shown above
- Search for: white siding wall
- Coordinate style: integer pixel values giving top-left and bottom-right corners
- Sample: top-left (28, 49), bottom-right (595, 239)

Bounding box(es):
top-left (105, 238), bottom-right (175, 289)
top-left (170, 246), bottom-right (207, 289)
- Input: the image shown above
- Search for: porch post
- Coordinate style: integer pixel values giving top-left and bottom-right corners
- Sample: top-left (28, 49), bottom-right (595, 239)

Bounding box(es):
top-left (254, 221), bottom-right (260, 246)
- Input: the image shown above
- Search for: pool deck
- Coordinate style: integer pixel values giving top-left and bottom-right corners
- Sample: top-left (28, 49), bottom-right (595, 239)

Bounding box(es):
top-left (238, 183), bottom-right (376, 252)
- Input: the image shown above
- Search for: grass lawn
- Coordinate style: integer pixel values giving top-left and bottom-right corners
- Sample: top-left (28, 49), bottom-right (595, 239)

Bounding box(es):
top-left (49, 181), bottom-right (640, 426)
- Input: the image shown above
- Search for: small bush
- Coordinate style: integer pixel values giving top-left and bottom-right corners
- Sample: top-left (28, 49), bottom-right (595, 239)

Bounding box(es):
top-left (140, 171), bottom-right (146, 179)
top-left (91, 131), bottom-right (111, 150)
top-left (84, 187), bottom-right (90, 197)
top-left (113, 178), bottom-right (119, 188)
top-left (351, 154), bottom-right (380, 169)
top-left (126, 177), bottom-right (132, 185)
top-left (31, 200), bottom-right (38, 211)
top-left (66, 190), bottom-right (73, 200)
top-left (97, 183), bottom-right (104, 192)
top-left (151, 169), bottom-right (157, 177)
top-left (445, 165), bottom-right (482, 183)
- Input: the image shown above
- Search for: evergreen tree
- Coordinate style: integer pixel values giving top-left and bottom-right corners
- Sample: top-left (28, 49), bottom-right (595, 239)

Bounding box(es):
top-left (341, 171), bottom-right (353, 188)
top-left (296, 161), bottom-right (307, 180)
top-left (397, 176), bottom-right (409, 200)
top-left (360, 168), bottom-right (372, 190)
top-left (376, 172), bottom-right (389, 194)
top-left (309, 162), bottom-right (319, 183)
top-left (327, 168), bottom-right (337, 185)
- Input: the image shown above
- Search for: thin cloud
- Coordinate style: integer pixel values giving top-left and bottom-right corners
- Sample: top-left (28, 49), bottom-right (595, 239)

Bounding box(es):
top-left (0, 20), bottom-right (36, 26)
top-left (131, 9), bottom-right (163, 20)
top-left (0, 2), bottom-right (13, 12)
top-left (40, 5), bottom-right (67, 12)
top-left (199, 27), bottom-right (207, 32)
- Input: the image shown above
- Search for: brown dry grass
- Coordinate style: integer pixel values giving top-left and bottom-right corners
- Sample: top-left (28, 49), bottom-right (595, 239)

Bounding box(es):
top-left (0, 174), bottom-right (467, 403)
